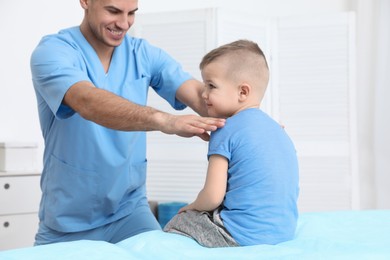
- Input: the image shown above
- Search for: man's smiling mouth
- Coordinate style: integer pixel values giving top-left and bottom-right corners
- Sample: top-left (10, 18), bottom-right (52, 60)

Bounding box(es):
top-left (107, 28), bottom-right (123, 36)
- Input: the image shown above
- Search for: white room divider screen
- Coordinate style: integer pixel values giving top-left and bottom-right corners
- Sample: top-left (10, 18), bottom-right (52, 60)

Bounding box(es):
top-left (130, 8), bottom-right (357, 212)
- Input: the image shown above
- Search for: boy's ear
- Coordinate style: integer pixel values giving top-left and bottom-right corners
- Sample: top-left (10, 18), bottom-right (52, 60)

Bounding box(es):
top-left (238, 83), bottom-right (250, 101)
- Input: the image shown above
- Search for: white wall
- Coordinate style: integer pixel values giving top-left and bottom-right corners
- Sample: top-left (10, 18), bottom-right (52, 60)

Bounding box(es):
top-left (2, 0), bottom-right (388, 209)
top-left (0, 1), bottom-right (83, 169)
top-left (372, 0), bottom-right (390, 209)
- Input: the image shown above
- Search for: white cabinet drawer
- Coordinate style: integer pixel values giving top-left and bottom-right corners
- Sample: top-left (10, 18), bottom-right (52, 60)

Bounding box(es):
top-left (0, 175), bottom-right (41, 215)
top-left (0, 213), bottom-right (39, 250)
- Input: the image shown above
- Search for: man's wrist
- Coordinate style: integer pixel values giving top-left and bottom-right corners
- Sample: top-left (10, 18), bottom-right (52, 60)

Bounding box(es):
top-left (151, 110), bottom-right (173, 134)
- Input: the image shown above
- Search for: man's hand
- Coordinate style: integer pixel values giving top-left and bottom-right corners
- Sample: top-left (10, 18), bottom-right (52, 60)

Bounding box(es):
top-left (160, 114), bottom-right (225, 141)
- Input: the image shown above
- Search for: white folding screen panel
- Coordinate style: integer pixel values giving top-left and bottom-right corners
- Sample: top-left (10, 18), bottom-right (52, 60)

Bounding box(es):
top-left (131, 9), bottom-right (214, 81)
top-left (276, 13), bottom-right (357, 211)
top-left (130, 10), bottom-right (212, 202)
top-left (130, 9), bottom-right (358, 211)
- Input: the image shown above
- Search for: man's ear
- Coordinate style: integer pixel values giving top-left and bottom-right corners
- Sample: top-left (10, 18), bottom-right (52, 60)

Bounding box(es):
top-left (238, 83), bottom-right (250, 101)
top-left (80, 0), bottom-right (89, 10)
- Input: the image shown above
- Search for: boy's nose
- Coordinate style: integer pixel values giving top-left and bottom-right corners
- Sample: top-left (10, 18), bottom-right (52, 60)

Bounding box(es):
top-left (201, 90), bottom-right (208, 100)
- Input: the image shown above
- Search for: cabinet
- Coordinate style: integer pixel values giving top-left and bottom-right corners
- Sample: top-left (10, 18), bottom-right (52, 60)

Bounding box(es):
top-left (0, 172), bottom-right (41, 250)
top-left (131, 8), bottom-right (358, 212)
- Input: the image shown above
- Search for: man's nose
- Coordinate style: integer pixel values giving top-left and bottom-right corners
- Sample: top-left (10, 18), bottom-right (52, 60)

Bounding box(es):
top-left (117, 15), bottom-right (134, 30)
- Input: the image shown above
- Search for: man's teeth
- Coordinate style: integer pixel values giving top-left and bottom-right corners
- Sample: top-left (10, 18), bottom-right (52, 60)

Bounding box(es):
top-left (109, 29), bottom-right (122, 35)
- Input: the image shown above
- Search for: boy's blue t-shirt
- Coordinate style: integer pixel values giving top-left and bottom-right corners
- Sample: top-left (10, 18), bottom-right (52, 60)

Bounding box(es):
top-left (208, 108), bottom-right (299, 246)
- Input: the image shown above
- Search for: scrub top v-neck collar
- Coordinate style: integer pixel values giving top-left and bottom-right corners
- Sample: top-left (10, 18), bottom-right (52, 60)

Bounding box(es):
top-left (73, 27), bottom-right (120, 83)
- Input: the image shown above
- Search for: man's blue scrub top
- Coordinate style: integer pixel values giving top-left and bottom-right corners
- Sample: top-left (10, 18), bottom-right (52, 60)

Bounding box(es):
top-left (30, 27), bottom-right (191, 232)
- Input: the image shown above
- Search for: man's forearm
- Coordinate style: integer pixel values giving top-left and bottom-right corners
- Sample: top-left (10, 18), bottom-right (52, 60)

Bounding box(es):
top-left (64, 81), bottom-right (167, 131)
top-left (176, 79), bottom-right (209, 116)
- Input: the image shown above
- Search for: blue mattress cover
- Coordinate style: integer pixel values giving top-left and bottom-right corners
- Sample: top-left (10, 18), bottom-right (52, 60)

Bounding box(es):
top-left (1, 210), bottom-right (390, 259)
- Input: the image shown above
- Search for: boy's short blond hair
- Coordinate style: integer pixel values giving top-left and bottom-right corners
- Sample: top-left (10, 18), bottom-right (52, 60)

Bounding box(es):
top-left (200, 39), bottom-right (269, 97)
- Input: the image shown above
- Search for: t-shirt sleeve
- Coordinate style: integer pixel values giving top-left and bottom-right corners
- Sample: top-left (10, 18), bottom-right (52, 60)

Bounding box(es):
top-left (207, 127), bottom-right (232, 161)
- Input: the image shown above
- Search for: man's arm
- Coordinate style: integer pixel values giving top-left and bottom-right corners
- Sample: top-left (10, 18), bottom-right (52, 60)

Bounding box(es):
top-left (64, 81), bottom-right (225, 141)
top-left (179, 154), bottom-right (228, 212)
top-left (176, 79), bottom-right (209, 117)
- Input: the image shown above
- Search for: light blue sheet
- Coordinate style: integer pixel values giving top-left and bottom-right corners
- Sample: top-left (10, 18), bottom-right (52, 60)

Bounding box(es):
top-left (1, 210), bottom-right (390, 259)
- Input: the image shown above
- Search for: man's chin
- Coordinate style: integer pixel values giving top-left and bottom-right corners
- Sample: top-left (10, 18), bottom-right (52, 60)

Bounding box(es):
top-left (105, 40), bottom-right (123, 48)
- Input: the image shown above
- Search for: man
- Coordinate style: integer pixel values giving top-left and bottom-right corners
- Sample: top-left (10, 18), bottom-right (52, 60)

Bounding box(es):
top-left (31, 0), bottom-right (224, 245)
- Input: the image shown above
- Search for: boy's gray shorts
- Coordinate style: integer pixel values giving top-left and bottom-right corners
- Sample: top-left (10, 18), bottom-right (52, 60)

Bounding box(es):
top-left (163, 208), bottom-right (238, 248)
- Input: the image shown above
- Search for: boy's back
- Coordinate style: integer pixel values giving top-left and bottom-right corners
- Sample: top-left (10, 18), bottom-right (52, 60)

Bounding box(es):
top-left (208, 108), bottom-right (299, 246)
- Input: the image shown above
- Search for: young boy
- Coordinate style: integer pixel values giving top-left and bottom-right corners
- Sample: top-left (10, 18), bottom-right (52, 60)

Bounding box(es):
top-left (164, 40), bottom-right (299, 247)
